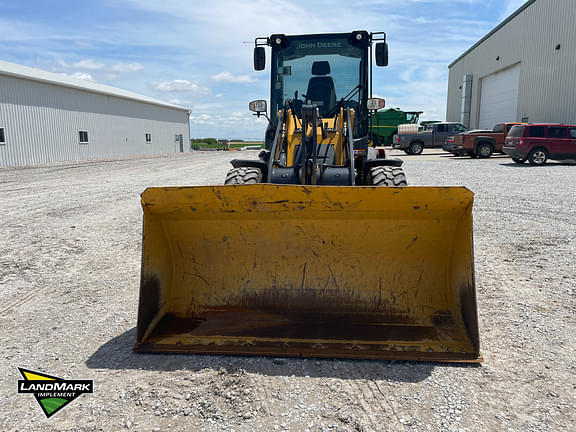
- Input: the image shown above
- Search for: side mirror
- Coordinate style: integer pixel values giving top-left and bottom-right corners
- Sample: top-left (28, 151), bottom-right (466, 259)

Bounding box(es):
top-left (367, 98), bottom-right (385, 111)
top-left (249, 100), bottom-right (267, 115)
top-left (375, 42), bottom-right (389, 67)
top-left (254, 47), bottom-right (265, 71)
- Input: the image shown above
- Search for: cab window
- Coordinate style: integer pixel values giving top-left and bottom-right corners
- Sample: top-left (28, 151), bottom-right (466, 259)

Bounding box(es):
top-left (493, 124), bottom-right (504, 133)
top-left (569, 128), bottom-right (576, 139)
top-left (451, 124), bottom-right (467, 133)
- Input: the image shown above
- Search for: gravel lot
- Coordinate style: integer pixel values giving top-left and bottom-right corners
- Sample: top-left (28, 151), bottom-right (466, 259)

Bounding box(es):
top-left (0, 149), bottom-right (574, 431)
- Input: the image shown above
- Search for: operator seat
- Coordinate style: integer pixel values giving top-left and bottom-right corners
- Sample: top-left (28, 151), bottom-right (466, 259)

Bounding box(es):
top-left (306, 61), bottom-right (336, 116)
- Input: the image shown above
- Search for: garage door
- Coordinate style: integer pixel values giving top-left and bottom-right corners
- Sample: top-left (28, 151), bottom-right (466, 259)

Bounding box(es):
top-left (478, 64), bottom-right (521, 129)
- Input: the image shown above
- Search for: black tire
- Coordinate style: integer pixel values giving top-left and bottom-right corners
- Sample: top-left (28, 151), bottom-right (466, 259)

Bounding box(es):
top-left (477, 142), bottom-right (493, 158)
top-left (367, 166), bottom-right (408, 187)
top-left (528, 148), bottom-right (548, 166)
top-left (408, 142), bottom-right (424, 155)
top-left (512, 157), bottom-right (526, 164)
top-left (224, 167), bottom-right (263, 184)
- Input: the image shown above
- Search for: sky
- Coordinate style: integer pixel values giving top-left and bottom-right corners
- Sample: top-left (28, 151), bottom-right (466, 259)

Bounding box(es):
top-left (0, 0), bottom-right (529, 140)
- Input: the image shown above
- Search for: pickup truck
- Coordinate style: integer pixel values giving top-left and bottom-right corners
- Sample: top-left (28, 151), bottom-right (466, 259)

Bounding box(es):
top-left (443, 122), bottom-right (524, 158)
top-left (392, 122), bottom-right (468, 155)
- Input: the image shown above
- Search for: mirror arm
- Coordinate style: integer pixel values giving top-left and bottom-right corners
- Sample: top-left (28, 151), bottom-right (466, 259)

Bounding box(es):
top-left (253, 111), bottom-right (271, 125)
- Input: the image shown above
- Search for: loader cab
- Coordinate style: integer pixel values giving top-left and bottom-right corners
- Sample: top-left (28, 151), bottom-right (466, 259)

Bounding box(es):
top-left (257, 31), bottom-right (380, 148)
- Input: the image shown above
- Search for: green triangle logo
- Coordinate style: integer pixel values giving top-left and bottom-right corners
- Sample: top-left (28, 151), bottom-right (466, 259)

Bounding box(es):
top-left (17, 368), bottom-right (93, 418)
top-left (40, 397), bottom-right (70, 416)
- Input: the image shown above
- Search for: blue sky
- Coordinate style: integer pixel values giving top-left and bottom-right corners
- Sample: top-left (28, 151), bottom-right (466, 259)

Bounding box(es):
top-left (0, 0), bottom-right (528, 139)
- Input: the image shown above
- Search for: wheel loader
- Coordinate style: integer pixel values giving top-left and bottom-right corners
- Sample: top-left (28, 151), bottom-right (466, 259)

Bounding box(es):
top-left (135, 31), bottom-right (481, 362)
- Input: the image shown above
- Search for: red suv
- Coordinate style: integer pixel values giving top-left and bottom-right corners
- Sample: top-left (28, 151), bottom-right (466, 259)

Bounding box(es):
top-left (504, 124), bottom-right (576, 165)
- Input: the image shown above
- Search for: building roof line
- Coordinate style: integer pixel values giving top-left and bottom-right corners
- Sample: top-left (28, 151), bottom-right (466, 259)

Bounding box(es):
top-left (0, 59), bottom-right (190, 113)
top-left (448, 0), bottom-right (537, 68)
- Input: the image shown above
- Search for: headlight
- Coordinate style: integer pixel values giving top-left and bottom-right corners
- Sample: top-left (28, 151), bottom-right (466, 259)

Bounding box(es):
top-left (249, 100), bottom-right (267, 113)
top-left (367, 98), bottom-right (385, 111)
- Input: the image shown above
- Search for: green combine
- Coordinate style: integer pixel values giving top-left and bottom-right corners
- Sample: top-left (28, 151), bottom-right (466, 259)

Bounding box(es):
top-left (370, 108), bottom-right (422, 145)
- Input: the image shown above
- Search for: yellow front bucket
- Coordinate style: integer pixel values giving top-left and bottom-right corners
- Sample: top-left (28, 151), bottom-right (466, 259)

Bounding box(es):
top-left (135, 185), bottom-right (481, 362)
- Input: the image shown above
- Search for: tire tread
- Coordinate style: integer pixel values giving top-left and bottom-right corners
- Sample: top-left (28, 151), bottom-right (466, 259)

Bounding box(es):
top-left (368, 166), bottom-right (408, 187)
top-left (224, 167), bottom-right (263, 184)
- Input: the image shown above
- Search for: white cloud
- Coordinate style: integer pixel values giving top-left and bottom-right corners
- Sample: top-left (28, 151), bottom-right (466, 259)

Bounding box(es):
top-left (374, 64), bottom-right (449, 121)
top-left (192, 102), bottom-right (224, 110)
top-left (58, 59), bottom-right (105, 70)
top-left (63, 72), bottom-right (96, 82)
top-left (211, 71), bottom-right (255, 83)
top-left (149, 79), bottom-right (210, 95)
top-left (53, 59), bottom-right (144, 76)
top-left (111, 62), bottom-right (144, 72)
top-left (72, 59), bottom-right (105, 70)
top-left (190, 113), bottom-right (213, 125)
top-left (190, 110), bottom-right (266, 134)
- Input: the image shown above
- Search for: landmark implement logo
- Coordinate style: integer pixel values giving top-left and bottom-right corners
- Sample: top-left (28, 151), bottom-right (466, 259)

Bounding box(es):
top-left (17, 368), bottom-right (93, 418)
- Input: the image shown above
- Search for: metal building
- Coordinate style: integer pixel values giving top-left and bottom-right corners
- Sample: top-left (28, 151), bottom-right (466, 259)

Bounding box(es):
top-left (0, 60), bottom-right (190, 167)
top-left (447, 0), bottom-right (576, 129)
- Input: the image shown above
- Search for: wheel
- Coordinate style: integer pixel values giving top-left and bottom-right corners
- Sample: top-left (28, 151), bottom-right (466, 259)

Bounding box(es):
top-left (512, 157), bottom-right (526, 164)
top-left (477, 143), bottom-right (493, 158)
top-left (367, 166), bottom-right (407, 187)
top-left (408, 142), bottom-right (424, 155)
top-left (528, 148), bottom-right (548, 166)
top-left (224, 167), bottom-right (263, 184)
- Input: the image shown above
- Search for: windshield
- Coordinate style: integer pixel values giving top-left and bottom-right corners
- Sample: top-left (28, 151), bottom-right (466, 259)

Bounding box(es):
top-left (270, 34), bottom-right (368, 137)
top-left (405, 113), bottom-right (419, 123)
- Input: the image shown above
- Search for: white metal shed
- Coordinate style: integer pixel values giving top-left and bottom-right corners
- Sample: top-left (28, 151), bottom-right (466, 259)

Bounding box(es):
top-left (447, 0), bottom-right (576, 128)
top-left (0, 60), bottom-right (190, 167)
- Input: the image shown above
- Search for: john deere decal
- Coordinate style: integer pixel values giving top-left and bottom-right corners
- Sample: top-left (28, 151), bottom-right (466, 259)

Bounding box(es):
top-left (17, 368), bottom-right (93, 418)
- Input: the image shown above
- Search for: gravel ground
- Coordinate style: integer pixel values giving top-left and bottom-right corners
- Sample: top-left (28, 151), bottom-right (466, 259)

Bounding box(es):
top-left (0, 150), bottom-right (574, 431)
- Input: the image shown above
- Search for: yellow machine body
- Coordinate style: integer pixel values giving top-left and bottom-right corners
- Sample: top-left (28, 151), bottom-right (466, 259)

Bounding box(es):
top-left (279, 108), bottom-right (352, 167)
top-left (135, 185), bottom-right (481, 362)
